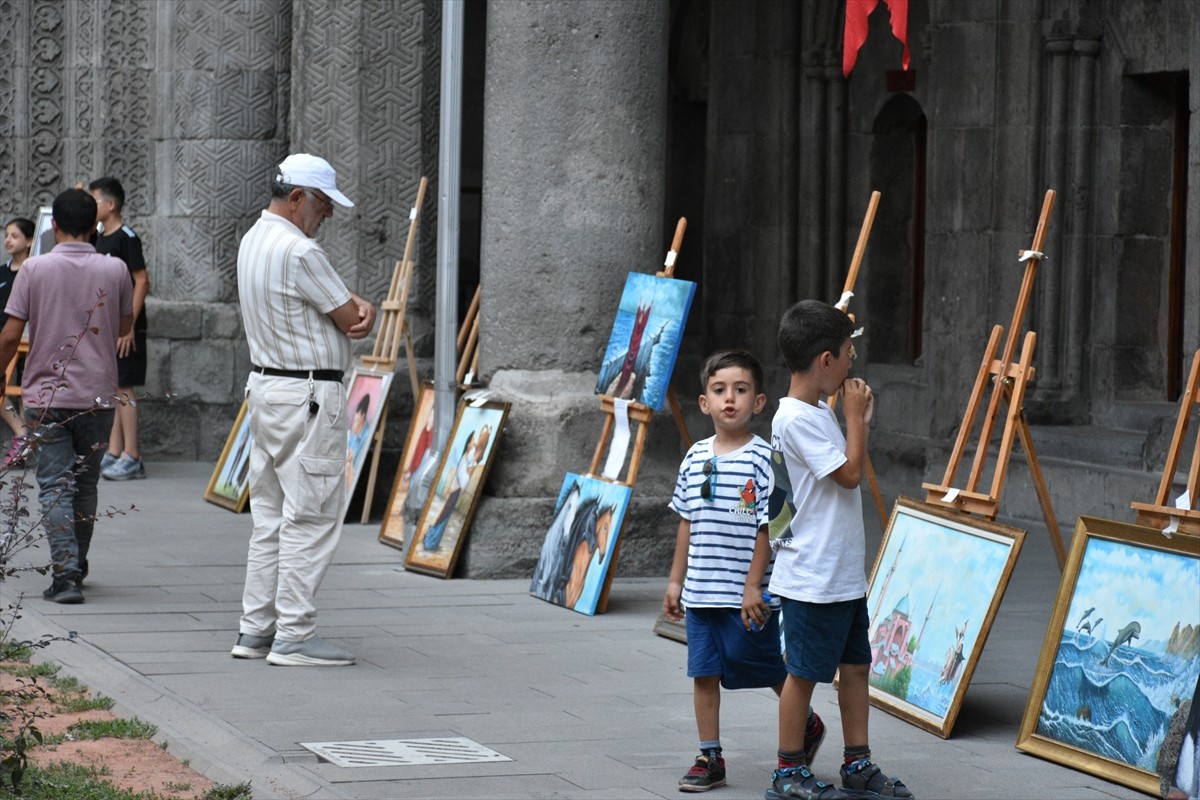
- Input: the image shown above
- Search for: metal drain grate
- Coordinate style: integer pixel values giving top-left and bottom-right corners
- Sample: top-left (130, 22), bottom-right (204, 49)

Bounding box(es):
top-left (299, 737), bottom-right (512, 768)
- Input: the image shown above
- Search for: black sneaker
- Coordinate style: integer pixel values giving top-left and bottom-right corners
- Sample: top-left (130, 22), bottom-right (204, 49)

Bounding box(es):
top-left (679, 754), bottom-right (726, 792)
top-left (766, 765), bottom-right (856, 800)
top-left (75, 560), bottom-right (89, 588)
top-left (839, 758), bottom-right (913, 798)
top-left (804, 712), bottom-right (826, 767)
top-left (43, 579), bottom-right (84, 604)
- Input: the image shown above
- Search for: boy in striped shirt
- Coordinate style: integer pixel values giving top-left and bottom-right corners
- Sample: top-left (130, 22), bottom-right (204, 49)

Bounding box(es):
top-left (663, 350), bottom-right (824, 792)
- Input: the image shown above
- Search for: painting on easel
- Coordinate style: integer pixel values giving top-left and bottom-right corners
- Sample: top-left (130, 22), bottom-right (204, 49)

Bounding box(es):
top-left (530, 473), bottom-right (632, 616)
top-left (1017, 516), bottom-right (1200, 795)
top-left (595, 272), bottom-right (695, 412)
top-left (864, 498), bottom-right (1025, 737)
top-left (379, 382), bottom-right (436, 550)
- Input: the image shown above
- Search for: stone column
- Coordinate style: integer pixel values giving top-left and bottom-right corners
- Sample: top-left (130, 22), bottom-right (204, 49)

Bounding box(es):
top-left (471, 0), bottom-right (671, 577)
top-left (148, 0), bottom-right (291, 457)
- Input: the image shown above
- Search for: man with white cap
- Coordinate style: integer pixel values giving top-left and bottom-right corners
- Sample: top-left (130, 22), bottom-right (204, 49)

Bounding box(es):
top-left (231, 153), bottom-right (376, 666)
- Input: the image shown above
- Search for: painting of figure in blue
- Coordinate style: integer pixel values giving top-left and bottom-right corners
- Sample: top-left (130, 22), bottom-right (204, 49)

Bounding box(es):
top-left (404, 399), bottom-right (510, 578)
top-left (864, 499), bottom-right (1025, 736)
top-left (595, 272), bottom-right (696, 411)
top-left (1033, 535), bottom-right (1200, 773)
top-left (530, 473), bottom-right (632, 616)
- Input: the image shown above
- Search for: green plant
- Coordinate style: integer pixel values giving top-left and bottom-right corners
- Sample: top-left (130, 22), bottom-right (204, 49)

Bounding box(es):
top-left (0, 674), bottom-right (50, 789)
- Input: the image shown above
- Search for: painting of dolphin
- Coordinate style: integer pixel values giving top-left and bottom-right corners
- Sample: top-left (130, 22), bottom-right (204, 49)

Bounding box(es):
top-left (1101, 620), bottom-right (1140, 666)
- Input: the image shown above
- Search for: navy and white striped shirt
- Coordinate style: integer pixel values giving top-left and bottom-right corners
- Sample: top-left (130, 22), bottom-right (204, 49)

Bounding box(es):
top-left (670, 435), bottom-right (775, 609)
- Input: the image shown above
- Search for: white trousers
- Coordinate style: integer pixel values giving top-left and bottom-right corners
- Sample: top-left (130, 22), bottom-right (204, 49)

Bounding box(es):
top-left (239, 372), bottom-right (348, 643)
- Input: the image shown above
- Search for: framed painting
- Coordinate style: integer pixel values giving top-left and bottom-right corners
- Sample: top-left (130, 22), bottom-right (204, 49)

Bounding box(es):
top-left (1016, 516), bottom-right (1200, 795)
top-left (204, 401), bottom-right (253, 512)
top-left (594, 272), bottom-right (696, 411)
top-left (404, 397), bottom-right (510, 578)
top-left (653, 613), bottom-right (688, 644)
top-left (30, 206), bottom-right (53, 257)
top-left (344, 367), bottom-right (394, 500)
top-left (378, 381), bottom-right (436, 551)
top-left (864, 497), bottom-right (1026, 738)
top-left (530, 473), bottom-right (633, 616)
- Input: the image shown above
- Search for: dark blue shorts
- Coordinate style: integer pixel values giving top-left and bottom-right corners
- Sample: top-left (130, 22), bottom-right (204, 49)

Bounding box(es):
top-left (779, 595), bottom-right (871, 683)
top-left (686, 606), bottom-right (787, 690)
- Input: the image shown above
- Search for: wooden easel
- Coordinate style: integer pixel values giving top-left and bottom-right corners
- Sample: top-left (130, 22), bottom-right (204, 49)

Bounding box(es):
top-left (922, 189), bottom-right (1068, 568)
top-left (827, 190), bottom-right (888, 530)
top-left (588, 217), bottom-right (694, 612)
top-left (456, 285), bottom-right (481, 389)
top-left (356, 176), bottom-right (428, 523)
top-left (1131, 349), bottom-right (1200, 534)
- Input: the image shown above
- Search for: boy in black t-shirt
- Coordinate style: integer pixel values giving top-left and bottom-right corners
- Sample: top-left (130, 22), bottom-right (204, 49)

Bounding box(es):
top-left (89, 177), bottom-right (148, 481)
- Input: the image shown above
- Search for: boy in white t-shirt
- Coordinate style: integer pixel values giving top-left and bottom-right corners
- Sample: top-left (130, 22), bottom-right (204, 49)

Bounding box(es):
top-left (663, 350), bottom-right (825, 793)
top-left (765, 301), bottom-right (913, 800)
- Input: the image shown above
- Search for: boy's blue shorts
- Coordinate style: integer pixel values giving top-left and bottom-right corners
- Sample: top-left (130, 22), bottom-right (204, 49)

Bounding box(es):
top-left (686, 606), bottom-right (787, 690)
top-left (779, 595), bottom-right (871, 683)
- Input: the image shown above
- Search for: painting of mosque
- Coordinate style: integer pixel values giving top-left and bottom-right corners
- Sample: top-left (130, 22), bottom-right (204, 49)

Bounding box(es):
top-left (865, 498), bottom-right (1026, 737)
top-left (594, 272), bottom-right (696, 411)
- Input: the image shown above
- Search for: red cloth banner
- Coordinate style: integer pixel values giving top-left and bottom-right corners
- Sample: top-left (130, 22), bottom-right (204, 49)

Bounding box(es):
top-left (843, 0), bottom-right (910, 77)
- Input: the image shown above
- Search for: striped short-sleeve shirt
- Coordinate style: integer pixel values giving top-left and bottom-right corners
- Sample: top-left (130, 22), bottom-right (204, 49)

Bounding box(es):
top-left (669, 434), bottom-right (775, 609)
top-left (237, 210), bottom-right (353, 372)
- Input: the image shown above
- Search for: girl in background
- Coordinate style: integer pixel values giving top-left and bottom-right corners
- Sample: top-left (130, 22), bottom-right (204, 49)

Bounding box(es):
top-left (0, 218), bottom-right (33, 464)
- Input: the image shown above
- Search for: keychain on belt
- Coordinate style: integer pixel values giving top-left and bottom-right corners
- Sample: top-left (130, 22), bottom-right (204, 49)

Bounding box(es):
top-left (307, 376), bottom-right (319, 417)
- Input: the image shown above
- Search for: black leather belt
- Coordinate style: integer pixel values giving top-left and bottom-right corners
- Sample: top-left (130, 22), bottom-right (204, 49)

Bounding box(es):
top-left (253, 366), bottom-right (344, 383)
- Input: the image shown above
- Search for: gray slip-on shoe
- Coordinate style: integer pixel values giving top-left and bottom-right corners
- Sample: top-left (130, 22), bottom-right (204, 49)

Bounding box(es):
top-left (230, 632), bottom-right (275, 659)
top-left (265, 636), bottom-right (356, 667)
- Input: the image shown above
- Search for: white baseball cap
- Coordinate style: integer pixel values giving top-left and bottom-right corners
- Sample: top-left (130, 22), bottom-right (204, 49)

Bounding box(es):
top-left (275, 153), bottom-right (354, 208)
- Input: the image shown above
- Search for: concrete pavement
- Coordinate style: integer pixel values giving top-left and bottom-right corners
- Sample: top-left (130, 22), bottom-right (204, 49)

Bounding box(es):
top-left (5, 462), bottom-right (1135, 799)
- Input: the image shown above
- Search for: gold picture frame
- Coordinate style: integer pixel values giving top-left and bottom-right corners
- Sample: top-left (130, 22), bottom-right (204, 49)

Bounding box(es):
top-left (864, 497), bottom-right (1025, 737)
top-left (1016, 516), bottom-right (1200, 795)
top-left (378, 382), bottom-right (436, 551)
top-left (204, 400), bottom-right (253, 512)
top-left (404, 397), bottom-right (510, 579)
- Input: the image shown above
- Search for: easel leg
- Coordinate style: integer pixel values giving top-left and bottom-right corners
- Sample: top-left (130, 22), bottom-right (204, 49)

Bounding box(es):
top-left (865, 455), bottom-right (887, 531)
top-left (360, 407), bottom-right (389, 525)
top-left (1015, 412), bottom-right (1066, 569)
top-left (666, 388), bottom-right (692, 449)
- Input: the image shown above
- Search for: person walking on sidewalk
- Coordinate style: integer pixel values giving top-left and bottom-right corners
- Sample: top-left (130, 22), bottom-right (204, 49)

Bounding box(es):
top-left (663, 349), bottom-right (825, 793)
top-left (0, 188), bottom-right (132, 603)
top-left (231, 153), bottom-right (376, 667)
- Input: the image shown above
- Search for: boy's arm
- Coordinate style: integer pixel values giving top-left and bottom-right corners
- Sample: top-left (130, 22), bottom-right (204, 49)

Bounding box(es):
top-left (117, 269), bottom-right (148, 358)
top-left (829, 376), bottom-right (874, 489)
top-left (662, 518), bottom-right (690, 622)
top-left (740, 525), bottom-right (772, 631)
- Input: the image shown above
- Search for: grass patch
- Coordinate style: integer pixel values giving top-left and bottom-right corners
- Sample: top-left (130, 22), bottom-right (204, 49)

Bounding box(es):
top-left (202, 783), bottom-right (254, 800)
top-left (49, 674), bottom-right (85, 693)
top-left (0, 760), bottom-right (151, 799)
top-left (67, 717), bottom-right (158, 741)
top-left (1, 661), bottom-right (59, 679)
top-left (55, 692), bottom-right (115, 713)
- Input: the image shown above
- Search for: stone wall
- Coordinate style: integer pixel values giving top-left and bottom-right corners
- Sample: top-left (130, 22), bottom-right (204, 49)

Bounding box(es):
top-left (1, 0), bottom-right (1197, 580)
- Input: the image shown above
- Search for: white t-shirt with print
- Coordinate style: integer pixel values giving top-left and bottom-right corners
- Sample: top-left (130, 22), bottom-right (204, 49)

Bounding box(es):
top-left (767, 396), bottom-right (867, 603)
